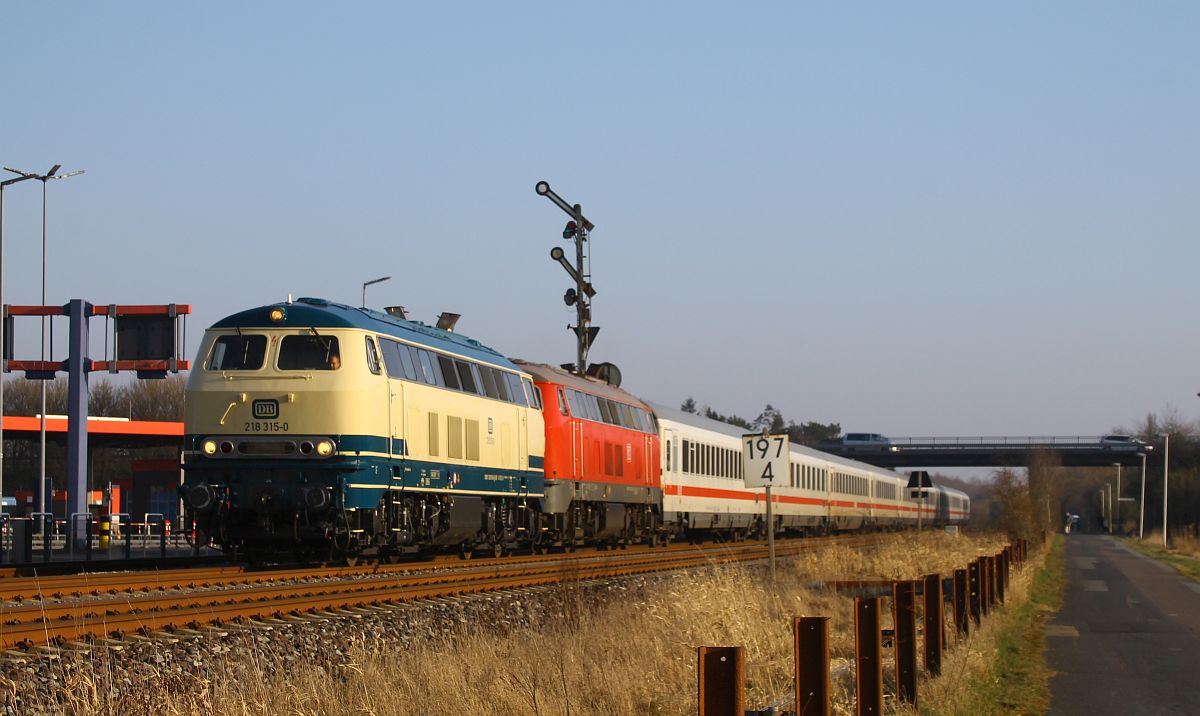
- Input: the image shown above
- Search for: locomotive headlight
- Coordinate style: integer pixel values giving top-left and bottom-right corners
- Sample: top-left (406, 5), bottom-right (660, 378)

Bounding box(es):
top-left (202, 439), bottom-right (218, 456)
top-left (315, 439), bottom-right (335, 457)
top-left (268, 307), bottom-right (286, 322)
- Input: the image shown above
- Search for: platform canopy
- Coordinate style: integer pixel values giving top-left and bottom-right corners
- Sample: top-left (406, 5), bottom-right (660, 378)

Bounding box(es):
top-left (0, 415), bottom-right (182, 449)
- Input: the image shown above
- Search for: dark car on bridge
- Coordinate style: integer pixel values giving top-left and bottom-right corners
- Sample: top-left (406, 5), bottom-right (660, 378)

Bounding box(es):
top-left (818, 433), bottom-right (898, 453)
top-left (1098, 434), bottom-right (1148, 451)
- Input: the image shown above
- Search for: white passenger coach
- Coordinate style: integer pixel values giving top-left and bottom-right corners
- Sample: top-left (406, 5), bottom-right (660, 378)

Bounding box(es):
top-left (651, 403), bottom-right (969, 537)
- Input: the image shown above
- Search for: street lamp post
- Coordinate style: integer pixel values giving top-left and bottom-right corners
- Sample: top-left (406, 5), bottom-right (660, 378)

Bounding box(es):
top-left (1098, 489), bottom-right (1106, 530)
top-left (3, 166), bottom-right (83, 522)
top-left (1112, 462), bottom-right (1122, 534)
top-left (0, 170), bottom-right (40, 513)
top-left (1160, 433), bottom-right (1170, 548)
top-left (1138, 451), bottom-right (1147, 540)
top-left (361, 276), bottom-right (391, 308)
top-left (1106, 483), bottom-right (1113, 534)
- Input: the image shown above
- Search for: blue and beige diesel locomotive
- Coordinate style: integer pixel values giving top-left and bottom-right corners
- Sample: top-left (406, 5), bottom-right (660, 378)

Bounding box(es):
top-left (181, 298), bottom-right (970, 562)
top-left (181, 297), bottom-right (546, 562)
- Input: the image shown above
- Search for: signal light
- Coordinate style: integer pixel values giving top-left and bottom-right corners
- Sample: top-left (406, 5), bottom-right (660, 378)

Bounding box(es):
top-left (563, 288), bottom-right (578, 306)
top-left (563, 221), bottom-right (578, 239)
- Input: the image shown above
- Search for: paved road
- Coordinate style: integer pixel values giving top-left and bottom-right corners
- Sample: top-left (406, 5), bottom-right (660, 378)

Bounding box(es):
top-left (1047, 534), bottom-right (1200, 715)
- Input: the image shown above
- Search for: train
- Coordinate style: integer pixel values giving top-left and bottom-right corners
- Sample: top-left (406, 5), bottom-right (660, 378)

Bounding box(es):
top-left (179, 297), bottom-right (969, 563)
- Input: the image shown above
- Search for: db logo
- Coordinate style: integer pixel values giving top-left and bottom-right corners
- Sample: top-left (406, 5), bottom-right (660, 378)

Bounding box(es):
top-left (252, 400), bottom-right (279, 419)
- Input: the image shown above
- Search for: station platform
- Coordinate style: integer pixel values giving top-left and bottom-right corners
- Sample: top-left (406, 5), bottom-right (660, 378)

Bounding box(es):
top-left (1046, 535), bottom-right (1200, 715)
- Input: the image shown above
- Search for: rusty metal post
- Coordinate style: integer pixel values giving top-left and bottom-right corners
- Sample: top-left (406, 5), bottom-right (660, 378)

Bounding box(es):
top-left (893, 581), bottom-right (918, 706)
top-left (968, 560), bottom-right (981, 626)
top-left (794, 616), bottom-right (831, 716)
top-left (698, 646), bottom-right (744, 716)
top-left (990, 556), bottom-right (999, 607)
top-left (953, 568), bottom-right (969, 636)
top-left (981, 558), bottom-right (992, 616)
top-left (854, 597), bottom-right (883, 716)
top-left (997, 553), bottom-right (1006, 604)
top-left (923, 573), bottom-right (944, 675)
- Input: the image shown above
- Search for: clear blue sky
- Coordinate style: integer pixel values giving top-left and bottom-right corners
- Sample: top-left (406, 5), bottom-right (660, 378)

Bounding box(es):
top-left (3, 2), bottom-right (1197, 439)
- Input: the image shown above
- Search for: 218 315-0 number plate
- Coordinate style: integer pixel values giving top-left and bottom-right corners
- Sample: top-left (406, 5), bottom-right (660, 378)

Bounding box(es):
top-left (245, 421), bottom-right (289, 432)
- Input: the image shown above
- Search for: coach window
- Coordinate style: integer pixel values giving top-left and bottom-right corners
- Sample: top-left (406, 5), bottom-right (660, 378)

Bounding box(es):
top-left (681, 440), bottom-right (690, 473)
top-left (597, 399), bottom-right (613, 424)
top-left (279, 335), bottom-right (340, 370)
top-left (208, 334), bottom-right (267, 371)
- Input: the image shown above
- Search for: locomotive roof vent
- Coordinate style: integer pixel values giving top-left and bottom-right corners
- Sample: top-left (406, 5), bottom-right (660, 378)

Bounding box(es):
top-left (436, 312), bottom-right (460, 332)
top-left (385, 306), bottom-right (408, 319)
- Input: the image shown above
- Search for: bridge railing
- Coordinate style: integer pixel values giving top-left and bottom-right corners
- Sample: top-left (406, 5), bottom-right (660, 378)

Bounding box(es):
top-left (887, 436), bottom-right (1107, 448)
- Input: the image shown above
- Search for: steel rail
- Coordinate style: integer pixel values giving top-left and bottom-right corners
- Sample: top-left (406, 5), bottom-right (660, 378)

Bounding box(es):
top-left (0, 536), bottom-right (879, 650)
top-left (0, 533), bottom-right (871, 602)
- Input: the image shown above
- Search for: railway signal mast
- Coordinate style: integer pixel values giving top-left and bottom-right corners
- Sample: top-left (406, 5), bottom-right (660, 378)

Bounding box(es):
top-left (535, 181), bottom-right (596, 375)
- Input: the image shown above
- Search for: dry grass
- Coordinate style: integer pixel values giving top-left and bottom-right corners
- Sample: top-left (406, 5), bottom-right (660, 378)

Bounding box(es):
top-left (10, 531), bottom-right (1023, 715)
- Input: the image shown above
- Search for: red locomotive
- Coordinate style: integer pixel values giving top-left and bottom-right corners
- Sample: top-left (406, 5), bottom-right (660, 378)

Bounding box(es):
top-left (515, 361), bottom-right (663, 548)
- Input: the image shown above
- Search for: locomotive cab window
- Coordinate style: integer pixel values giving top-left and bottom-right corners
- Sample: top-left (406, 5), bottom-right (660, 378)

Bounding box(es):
top-left (365, 337), bottom-right (382, 375)
top-left (279, 335), bottom-right (341, 370)
top-left (208, 334), bottom-right (267, 371)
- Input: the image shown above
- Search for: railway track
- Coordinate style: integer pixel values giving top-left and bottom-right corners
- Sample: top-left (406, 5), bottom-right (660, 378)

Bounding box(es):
top-left (0, 534), bottom-right (880, 652)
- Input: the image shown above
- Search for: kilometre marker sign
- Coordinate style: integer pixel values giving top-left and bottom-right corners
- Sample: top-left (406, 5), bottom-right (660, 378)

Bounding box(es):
top-left (743, 433), bottom-right (788, 489)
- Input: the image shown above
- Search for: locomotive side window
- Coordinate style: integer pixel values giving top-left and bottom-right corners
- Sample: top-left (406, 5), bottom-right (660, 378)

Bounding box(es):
top-left (521, 378), bottom-right (539, 409)
top-left (597, 399), bottom-right (614, 424)
top-left (365, 337), bottom-right (382, 375)
top-left (379, 339), bottom-right (407, 379)
top-left (557, 388), bottom-right (569, 415)
top-left (279, 335), bottom-right (340, 370)
top-left (438, 356), bottom-right (461, 390)
top-left (397, 344), bottom-right (418, 380)
top-left (479, 367), bottom-right (500, 399)
top-left (494, 370), bottom-right (512, 402)
top-left (416, 350), bottom-right (441, 386)
top-left (208, 335), bottom-right (266, 371)
top-left (454, 360), bottom-right (477, 394)
top-left (466, 362), bottom-right (484, 395)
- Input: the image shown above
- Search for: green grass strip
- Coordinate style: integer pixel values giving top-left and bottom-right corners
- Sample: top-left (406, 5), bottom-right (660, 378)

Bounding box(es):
top-left (949, 536), bottom-right (1065, 716)
top-left (1120, 538), bottom-right (1200, 583)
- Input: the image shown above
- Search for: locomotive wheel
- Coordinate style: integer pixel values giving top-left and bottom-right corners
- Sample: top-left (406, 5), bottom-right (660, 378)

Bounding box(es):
top-left (646, 532), bottom-right (660, 548)
top-left (491, 543), bottom-right (504, 559)
top-left (459, 544), bottom-right (474, 561)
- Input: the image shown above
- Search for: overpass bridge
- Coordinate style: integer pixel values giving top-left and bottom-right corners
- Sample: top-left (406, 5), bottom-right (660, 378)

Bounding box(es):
top-left (818, 436), bottom-right (1153, 468)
